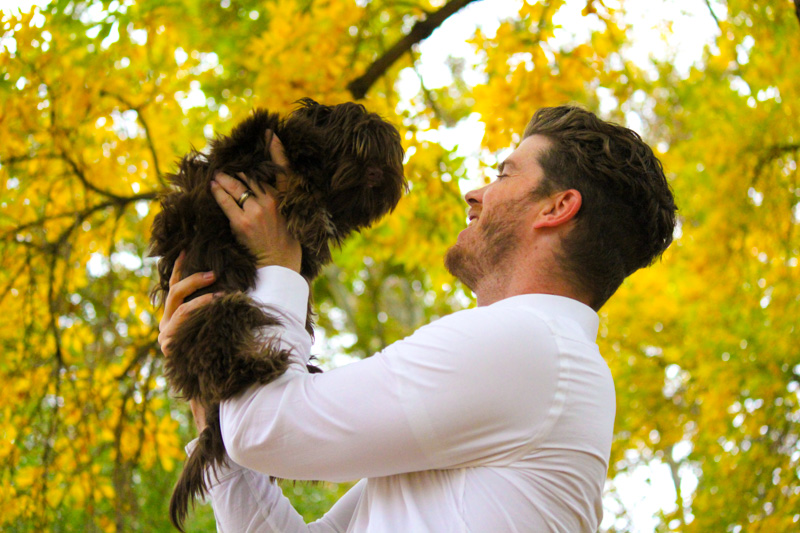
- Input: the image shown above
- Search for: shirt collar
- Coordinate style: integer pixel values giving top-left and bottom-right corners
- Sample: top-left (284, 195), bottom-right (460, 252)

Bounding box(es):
top-left (490, 293), bottom-right (600, 342)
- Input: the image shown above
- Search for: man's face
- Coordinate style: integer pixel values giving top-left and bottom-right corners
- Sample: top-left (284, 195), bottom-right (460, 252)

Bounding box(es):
top-left (444, 135), bottom-right (551, 291)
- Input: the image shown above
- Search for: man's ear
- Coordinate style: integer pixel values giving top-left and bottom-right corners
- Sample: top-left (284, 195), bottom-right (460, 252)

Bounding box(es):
top-left (532, 189), bottom-right (582, 229)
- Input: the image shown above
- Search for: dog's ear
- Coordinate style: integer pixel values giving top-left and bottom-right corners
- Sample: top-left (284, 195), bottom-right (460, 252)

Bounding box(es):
top-left (279, 183), bottom-right (335, 273)
top-left (275, 100), bottom-right (339, 273)
top-left (209, 109), bottom-right (280, 180)
top-left (278, 102), bottom-right (330, 192)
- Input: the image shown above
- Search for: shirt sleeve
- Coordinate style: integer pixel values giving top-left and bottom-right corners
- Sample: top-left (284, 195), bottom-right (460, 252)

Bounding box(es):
top-left (221, 269), bottom-right (563, 482)
top-left (196, 266), bottom-right (362, 531)
top-left (249, 265), bottom-right (314, 368)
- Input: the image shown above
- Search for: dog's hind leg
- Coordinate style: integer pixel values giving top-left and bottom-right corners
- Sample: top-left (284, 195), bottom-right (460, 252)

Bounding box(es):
top-left (163, 292), bottom-right (293, 403)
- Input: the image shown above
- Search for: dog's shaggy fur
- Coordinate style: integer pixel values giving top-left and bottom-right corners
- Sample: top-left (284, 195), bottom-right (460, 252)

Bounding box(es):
top-left (148, 99), bottom-right (405, 531)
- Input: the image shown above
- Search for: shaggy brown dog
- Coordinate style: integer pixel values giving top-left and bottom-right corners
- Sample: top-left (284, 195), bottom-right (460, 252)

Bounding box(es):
top-left (148, 98), bottom-right (405, 531)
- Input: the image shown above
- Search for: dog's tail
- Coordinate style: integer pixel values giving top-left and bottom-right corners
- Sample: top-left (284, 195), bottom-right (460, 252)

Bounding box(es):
top-left (170, 404), bottom-right (225, 532)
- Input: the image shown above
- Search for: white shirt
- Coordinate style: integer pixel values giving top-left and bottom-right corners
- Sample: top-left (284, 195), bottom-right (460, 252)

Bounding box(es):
top-left (198, 266), bottom-right (616, 532)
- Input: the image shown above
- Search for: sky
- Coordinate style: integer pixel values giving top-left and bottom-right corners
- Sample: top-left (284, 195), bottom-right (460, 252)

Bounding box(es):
top-left (399, 0), bottom-right (723, 194)
top-left (3, 0), bottom-right (723, 530)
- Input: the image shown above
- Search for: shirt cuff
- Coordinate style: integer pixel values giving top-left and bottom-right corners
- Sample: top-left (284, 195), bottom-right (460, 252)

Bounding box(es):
top-left (249, 266), bottom-right (309, 323)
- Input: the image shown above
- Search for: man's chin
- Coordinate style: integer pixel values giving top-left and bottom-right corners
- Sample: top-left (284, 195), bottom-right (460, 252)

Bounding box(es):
top-left (444, 244), bottom-right (478, 291)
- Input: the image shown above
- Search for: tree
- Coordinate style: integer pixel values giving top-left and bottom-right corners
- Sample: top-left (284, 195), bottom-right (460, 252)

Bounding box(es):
top-left (607, 2), bottom-right (800, 530)
top-left (1, 0), bottom-right (797, 531)
top-left (0, 0), bottom-right (467, 529)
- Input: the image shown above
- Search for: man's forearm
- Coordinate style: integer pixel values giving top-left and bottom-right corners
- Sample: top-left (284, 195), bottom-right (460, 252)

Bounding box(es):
top-left (206, 461), bottom-right (364, 533)
top-left (248, 265), bottom-right (314, 367)
top-left (196, 264), bottom-right (318, 531)
top-left (209, 466), bottom-right (308, 533)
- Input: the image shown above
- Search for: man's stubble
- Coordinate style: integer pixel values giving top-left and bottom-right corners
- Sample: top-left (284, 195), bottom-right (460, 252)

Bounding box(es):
top-left (444, 197), bottom-right (529, 291)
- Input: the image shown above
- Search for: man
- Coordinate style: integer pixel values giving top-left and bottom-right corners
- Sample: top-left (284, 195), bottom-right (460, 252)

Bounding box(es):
top-left (159, 105), bottom-right (677, 532)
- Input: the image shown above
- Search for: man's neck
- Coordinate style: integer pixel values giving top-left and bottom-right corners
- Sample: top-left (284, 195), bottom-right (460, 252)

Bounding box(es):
top-left (474, 257), bottom-right (590, 308)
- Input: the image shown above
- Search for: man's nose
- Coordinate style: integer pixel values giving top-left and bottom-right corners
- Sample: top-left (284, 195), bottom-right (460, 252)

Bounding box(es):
top-left (465, 185), bottom-right (486, 206)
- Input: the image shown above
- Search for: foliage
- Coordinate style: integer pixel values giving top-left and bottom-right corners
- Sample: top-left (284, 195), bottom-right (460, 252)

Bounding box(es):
top-left (0, 0), bottom-right (798, 531)
top-left (601, 2), bottom-right (800, 530)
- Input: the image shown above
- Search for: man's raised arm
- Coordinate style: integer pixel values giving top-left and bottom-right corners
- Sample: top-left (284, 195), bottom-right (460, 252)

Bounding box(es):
top-left (179, 265), bottom-right (364, 531)
top-left (221, 264), bottom-right (562, 482)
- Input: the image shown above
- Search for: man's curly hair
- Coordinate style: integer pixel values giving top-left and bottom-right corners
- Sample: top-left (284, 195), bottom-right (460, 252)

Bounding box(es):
top-left (524, 105), bottom-right (677, 310)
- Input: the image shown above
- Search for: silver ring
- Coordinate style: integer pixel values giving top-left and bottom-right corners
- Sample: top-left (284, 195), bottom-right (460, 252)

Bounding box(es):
top-left (236, 190), bottom-right (254, 208)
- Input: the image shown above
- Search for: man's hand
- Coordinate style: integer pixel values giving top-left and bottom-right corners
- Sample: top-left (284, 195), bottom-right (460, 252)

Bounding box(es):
top-left (210, 131), bottom-right (302, 272)
top-left (157, 251), bottom-right (218, 357)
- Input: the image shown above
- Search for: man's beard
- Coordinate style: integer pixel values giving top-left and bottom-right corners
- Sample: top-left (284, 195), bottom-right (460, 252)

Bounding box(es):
top-left (444, 203), bottom-right (522, 291)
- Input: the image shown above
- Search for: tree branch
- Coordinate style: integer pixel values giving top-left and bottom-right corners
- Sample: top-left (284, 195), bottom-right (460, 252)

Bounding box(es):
top-left (704, 0), bottom-right (721, 30)
top-left (1, 192), bottom-right (157, 242)
top-left (115, 340), bottom-right (158, 381)
top-left (100, 90), bottom-right (166, 186)
top-left (795, 0), bottom-right (800, 28)
top-left (347, 0), bottom-right (482, 99)
top-left (753, 143), bottom-right (800, 184)
top-left (60, 151), bottom-right (132, 202)
top-left (664, 445), bottom-right (686, 527)
top-left (112, 390), bottom-right (133, 528)
top-left (409, 47), bottom-right (447, 123)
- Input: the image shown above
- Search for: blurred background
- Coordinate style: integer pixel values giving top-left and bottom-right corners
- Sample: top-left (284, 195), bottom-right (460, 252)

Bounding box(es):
top-left (1, 0), bottom-right (798, 530)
